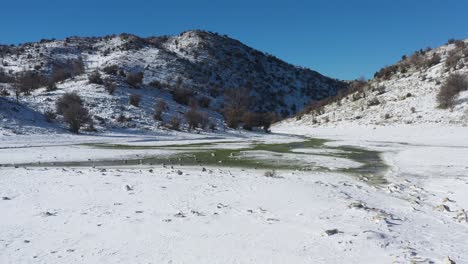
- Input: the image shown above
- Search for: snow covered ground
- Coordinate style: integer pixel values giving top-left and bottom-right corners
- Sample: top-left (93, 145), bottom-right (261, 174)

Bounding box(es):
top-left (1, 125), bottom-right (468, 263)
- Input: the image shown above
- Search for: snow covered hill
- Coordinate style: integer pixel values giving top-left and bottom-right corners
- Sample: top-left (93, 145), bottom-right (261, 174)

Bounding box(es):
top-left (282, 39), bottom-right (468, 128)
top-left (0, 30), bottom-right (345, 135)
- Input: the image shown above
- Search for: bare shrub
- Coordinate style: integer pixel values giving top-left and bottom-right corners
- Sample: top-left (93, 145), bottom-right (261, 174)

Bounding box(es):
top-left (171, 86), bottom-right (193, 105)
top-left (71, 58), bottom-right (85, 76)
top-left (126, 71), bottom-right (144, 87)
top-left (129, 94), bottom-right (141, 107)
top-left (168, 116), bottom-right (181, 130)
top-left (56, 92), bottom-right (89, 133)
top-left (185, 106), bottom-right (208, 130)
top-left (424, 53), bottom-right (441, 68)
top-left (241, 111), bottom-right (274, 132)
top-left (197, 96), bottom-right (211, 108)
top-left (408, 53), bottom-right (425, 68)
top-left (223, 87), bottom-right (250, 128)
top-left (88, 71), bottom-right (103, 84)
top-left (51, 66), bottom-right (70, 83)
top-left (445, 51), bottom-right (461, 70)
top-left (15, 71), bottom-right (47, 95)
top-left (56, 92), bottom-right (83, 115)
top-left (43, 109), bottom-right (56, 122)
top-left (153, 98), bottom-right (167, 121)
top-left (454, 40), bottom-right (466, 50)
top-left (63, 103), bottom-right (90, 133)
top-left (102, 65), bottom-right (119, 75)
top-left (437, 73), bottom-right (468, 109)
top-left (242, 112), bottom-right (260, 130)
top-left (374, 65), bottom-right (398, 80)
top-left (103, 79), bottom-right (116, 95)
top-left (46, 82), bottom-right (57, 92)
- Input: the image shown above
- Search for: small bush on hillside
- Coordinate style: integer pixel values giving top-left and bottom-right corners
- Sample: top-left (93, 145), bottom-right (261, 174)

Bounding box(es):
top-left (463, 48), bottom-right (468, 58)
top-left (454, 40), bottom-right (466, 49)
top-left (52, 67), bottom-right (70, 83)
top-left (88, 71), bottom-right (103, 84)
top-left (171, 86), bottom-right (193, 105)
top-left (55, 92), bottom-right (89, 133)
top-left (185, 107), bottom-right (208, 130)
top-left (224, 108), bottom-right (240, 129)
top-left (153, 98), bottom-right (168, 121)
top-left (46, 82), bottom-right (57, 92)
top-left (197, 96), bottom-right (211, 108)
top-left (168, 116), bottom-right (181, 130)
top-left (424, 53), bottom-right (441, 68)
top-left (126, 71), bottom-right (144, 87)
top-left (71, 58), bottom-right (85, 77)
top-left (63, 103), bottom-right (90, 133)
top-left (15, 71), bottom-right (47, 95)
top-left (43, 109), bottom-right (56, 122)
top-left (408, 53), bottom-right (425, 68)
top-left (102, 65), bottom-right (119, 75)
top-left (374, 65), bottom-right (399, 80)
top-left (129, 94), bottom-right (141, 107)
top-left (241, 112), bottom-right (259, 130)
top-left (223, 87), bottom-right (250, 128)
top-left (56, 92), bottom-right (83, 115)
top-left (445, 51), bottom-right (461, 70)
top-left (241, 111), bottom-right (274, 132)
top-left (437, 73), bottom-right (468, 109)
top-left (103, 79), bottom-right (117, 95)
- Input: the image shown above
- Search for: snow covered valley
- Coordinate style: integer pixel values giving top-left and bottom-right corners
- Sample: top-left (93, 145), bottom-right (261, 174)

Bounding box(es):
top-left (0, 126), bottom-right (467, 263)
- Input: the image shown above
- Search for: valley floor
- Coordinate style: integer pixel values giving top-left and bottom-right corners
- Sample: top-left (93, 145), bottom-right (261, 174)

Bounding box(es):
top-left (0, 124), bottom-right (467, 263)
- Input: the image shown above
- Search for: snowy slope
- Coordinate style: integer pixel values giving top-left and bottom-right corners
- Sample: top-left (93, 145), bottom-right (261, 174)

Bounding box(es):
top-left (0, 30), bottom-right (346, 135)
top-left (284, 39), bottom-right (468, 127)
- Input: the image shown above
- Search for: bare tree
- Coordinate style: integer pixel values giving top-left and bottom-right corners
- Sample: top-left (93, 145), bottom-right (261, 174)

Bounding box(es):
top-left (153, 98), bottom-right (168, 121)
top-left (56, 92), bottom-right (90, 133)
top-left (223, 87), bottom-right (250, 128)
top-left (63, 103), bottom-right (90, 133)
top-left (437, 73), bottom-right (468, 109)
top-left (185, 105), bottom-right (208, 130)
top-left (15, 71), bottom-right (46, 95)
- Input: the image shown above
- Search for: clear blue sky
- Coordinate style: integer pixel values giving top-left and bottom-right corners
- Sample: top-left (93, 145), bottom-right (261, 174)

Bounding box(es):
top-left (1, 0), bottom-right (467, 80)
